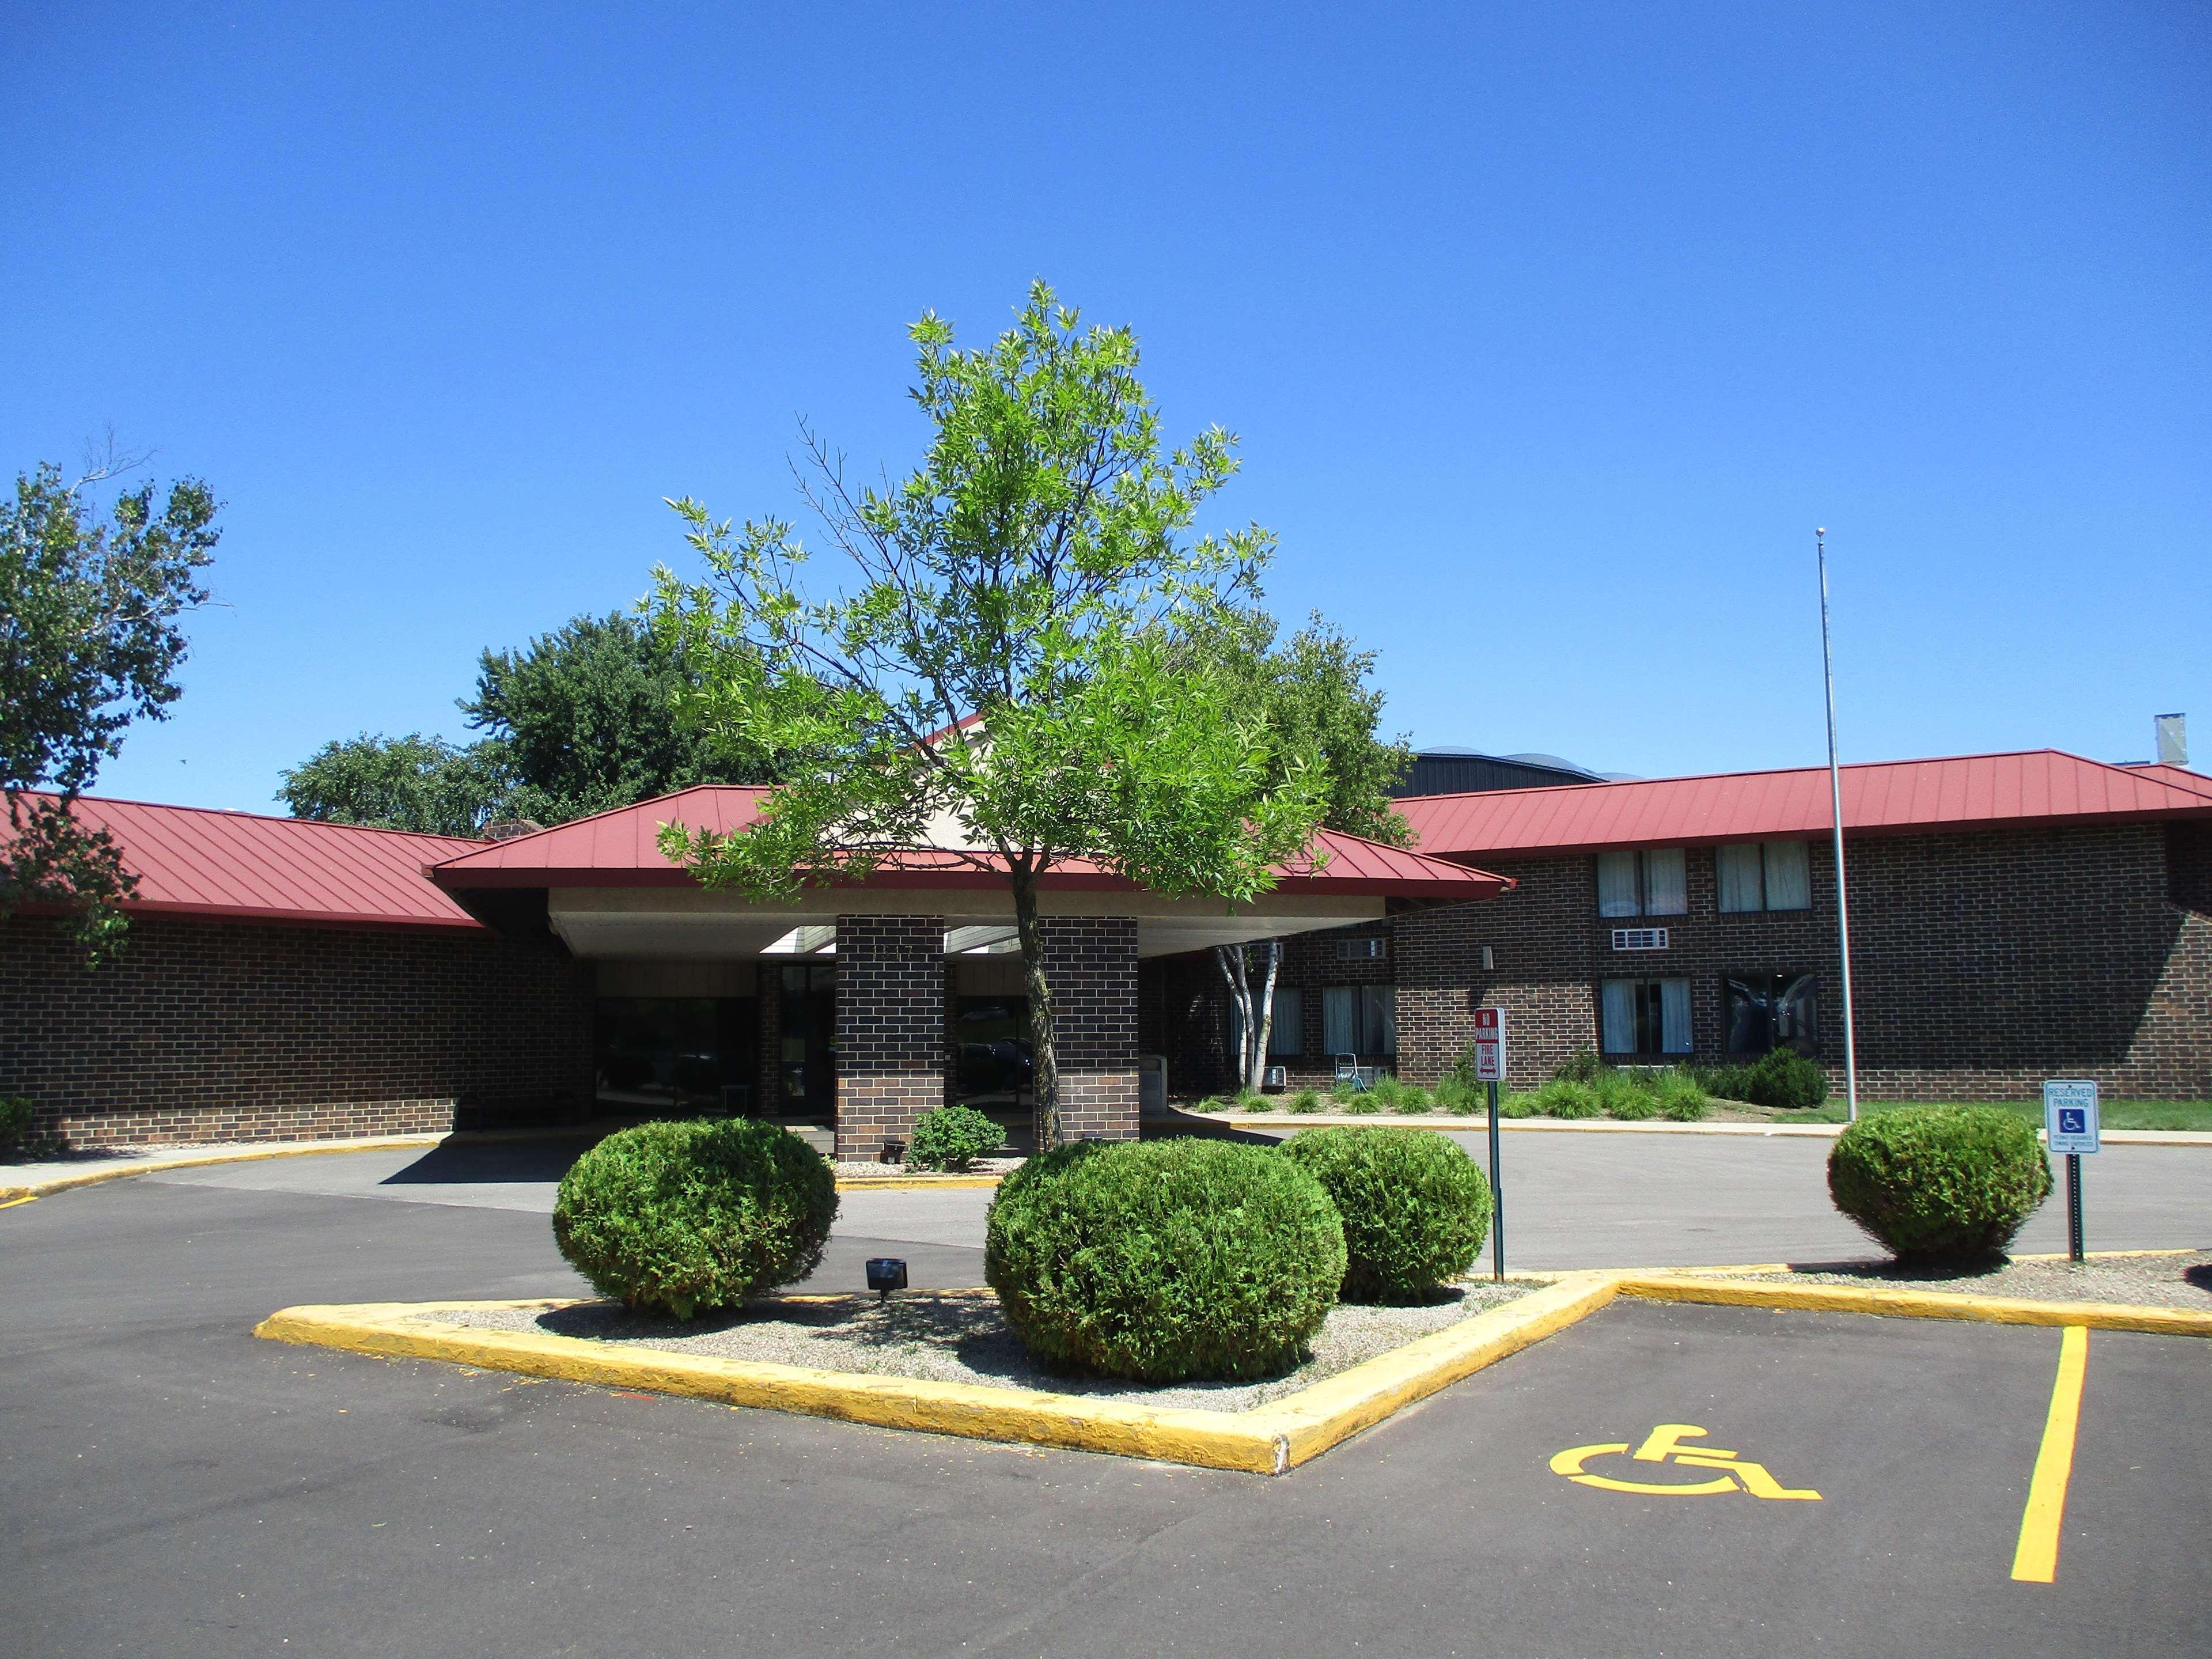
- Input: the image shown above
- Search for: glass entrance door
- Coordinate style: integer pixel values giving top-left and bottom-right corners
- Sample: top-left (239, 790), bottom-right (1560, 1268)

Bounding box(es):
top-left (778, 964), bottom-right (837, 1115)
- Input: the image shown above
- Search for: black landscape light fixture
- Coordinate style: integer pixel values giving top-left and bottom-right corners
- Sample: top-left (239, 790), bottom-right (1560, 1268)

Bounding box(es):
top-left (866, 1258), bottom-right (908, 1302)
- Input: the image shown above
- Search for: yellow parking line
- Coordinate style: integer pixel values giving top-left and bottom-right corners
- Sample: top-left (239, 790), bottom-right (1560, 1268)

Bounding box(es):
top-left (2010, 1326), bottom-right (2089, 1584)
top-left (0, 1194), bottom-right (37, 1210)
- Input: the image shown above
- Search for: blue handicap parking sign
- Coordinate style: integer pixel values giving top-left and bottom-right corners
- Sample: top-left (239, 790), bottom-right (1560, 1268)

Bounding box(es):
top-left (2044, 1081), bottom-right (2100, 1154)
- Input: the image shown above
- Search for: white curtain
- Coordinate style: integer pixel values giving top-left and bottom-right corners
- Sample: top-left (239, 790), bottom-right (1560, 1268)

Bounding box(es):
top-left (1600, 979), bottom-right (1638, 1054)
top-left (1643, 849), bottom-right (1687, 916)
top-left (1597, 851), bottom-right (1640, 916)
top-left (1716, 843), bottom-right (1764, 912)
top-left (1323, 986), bottom-right (1357, 1055)
top-left (1763, 841), bottom-right (1812, 910)
top-left (1660, 979), bottom-right (1692, 1053)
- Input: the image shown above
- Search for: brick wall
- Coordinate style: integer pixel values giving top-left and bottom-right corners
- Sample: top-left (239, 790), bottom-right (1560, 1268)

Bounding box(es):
top-left (834, 913), bottom-right (946, 1161)
top-left (0, 912), bottom-right (594, 1146)
top-left (1185, 822), bottom-right (2212, 1103)
top-left (1038, 916), bottom-right (1139, 1141)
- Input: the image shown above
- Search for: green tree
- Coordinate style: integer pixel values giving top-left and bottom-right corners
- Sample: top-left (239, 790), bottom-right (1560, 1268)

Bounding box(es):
top-left (279, 610), bottom-right (780, 835)
top-left (651, 282), bottom-right (1330, 1149)
top-left (461, 610), bottom-right (781, 823)
top-left (2, 454), bottom-right (219, 959)
top-left (276, 732), bottom-right (511, 838)
top-left (1199, 609), bottom-right (1412, 1089)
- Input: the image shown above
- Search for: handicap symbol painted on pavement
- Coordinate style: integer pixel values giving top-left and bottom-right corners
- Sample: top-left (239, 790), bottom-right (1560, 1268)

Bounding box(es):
top-left (1549, 1424), bottom-right (1821, 1500)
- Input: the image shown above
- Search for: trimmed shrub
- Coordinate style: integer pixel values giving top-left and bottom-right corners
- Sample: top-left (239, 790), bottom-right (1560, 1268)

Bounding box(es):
top-left (1696, 1051), bottom-right (1830, 1111)
top-left (553, 1118), bottom-right (838, 1318)
top-left (1532, 1079), bottom-right (1601, 1119)
top-left (1827, 1107), bottom-right (2053, 1265)
top-left (906, 1104), bottom-right (1004, 1171)
top-left (0, 1094), bottom-right (32, 1149)
top-left (1280, 1127), bottom-right (1493, 1303)
top-left (985, 1138), bottom-right (1344, 1382)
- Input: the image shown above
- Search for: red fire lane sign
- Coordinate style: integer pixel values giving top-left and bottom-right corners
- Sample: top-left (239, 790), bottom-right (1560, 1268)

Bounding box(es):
top-left (1474, 1006), bottom-right (1506, 1083)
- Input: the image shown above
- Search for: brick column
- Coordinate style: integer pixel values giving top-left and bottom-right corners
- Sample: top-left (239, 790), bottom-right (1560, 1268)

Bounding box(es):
top-left (1040, 915), bottom-right (1139, 1142)
top-left (835, 914), bottom-right (946, 1161)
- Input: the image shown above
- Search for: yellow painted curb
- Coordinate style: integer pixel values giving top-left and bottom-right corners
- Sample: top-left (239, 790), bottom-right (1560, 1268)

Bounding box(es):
top-left (0, 1133), bottom-right (452, 1203)
top-left (255, 1274), bottom-right (1616, 1475)
top-left (1614, 1271), bottom-right (2212, 1337)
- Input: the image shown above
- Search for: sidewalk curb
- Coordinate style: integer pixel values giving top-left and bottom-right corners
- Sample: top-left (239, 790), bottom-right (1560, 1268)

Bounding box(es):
top-left (1615, 1271), bottom-right (2212, 1336)
top-left (252, 1263), bottom-right (2210, 1472)
top-left (254, 1272), bottom-right (1620, 1476)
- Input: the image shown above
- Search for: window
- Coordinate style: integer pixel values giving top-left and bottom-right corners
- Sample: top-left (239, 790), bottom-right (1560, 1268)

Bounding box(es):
top-left (1597, 849), bottom-right (1687, 917)
top-left (1717, 842), bottom-right (1813, 912)
top-left (1323, 985), bottom-right (1396, 1056)
top-left (1724, 972), bottom-right (1820, 1055)
top-left (1266, 988), bottom-right (1304, 1056)
top-left (1336, 937), bottom-right (1388, 961)
top-left (1599, 978), bottom-right (1692, 1055)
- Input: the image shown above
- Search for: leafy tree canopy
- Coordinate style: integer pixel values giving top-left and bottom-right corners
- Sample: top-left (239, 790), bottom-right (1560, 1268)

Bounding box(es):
top-left (649, 281), bottom-right (1332, 1146)
top-left (2, 455), bottom-right (219, 959)
top-left (279, 611), bottom-right (778, 835)
top-left (1191, 607), bottom-right (1413, 847)
top-left (276, 732), bottom-right (510, 839)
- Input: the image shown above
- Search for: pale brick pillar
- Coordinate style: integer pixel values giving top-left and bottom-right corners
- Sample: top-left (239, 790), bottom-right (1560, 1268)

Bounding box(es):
top-left (834, 914), bottom-right (946, 1161)
top-left (1040, 915), bottom-right (1139, 1142)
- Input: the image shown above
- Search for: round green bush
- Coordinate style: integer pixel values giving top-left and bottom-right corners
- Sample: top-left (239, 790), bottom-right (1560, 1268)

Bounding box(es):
top-left (1279, 1127), bottom-right (1493, 1303)
top-left (1747, 1051), bottom-right (1830, 1111)
top-left (1827, 1107), bottom-right (2053, 1265)
top-left (984, 1138), bottom-right (1345, 1383)
top-left (553, 1118), bottom-right (838, 1318)
top-left (905, 1104), bottom-right (1004, 1171)
top-left (1653, 1072), bottom-right (1710, 1122)
top-left (0, 1094), bottom-right (33, 1149)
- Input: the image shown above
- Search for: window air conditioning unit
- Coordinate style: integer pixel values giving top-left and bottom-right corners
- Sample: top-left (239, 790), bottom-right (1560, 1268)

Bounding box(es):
top-left (1263, 1065), bottom-right (1286, 1090)
top-left (1337, 938), bottom-right (1388, 960)
top-left (1612, 927), bottom-right (1669, 951)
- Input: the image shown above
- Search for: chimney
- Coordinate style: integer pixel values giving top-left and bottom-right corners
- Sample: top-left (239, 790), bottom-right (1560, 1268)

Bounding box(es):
top-left (2155, 713), bottom-right (2188, 767)
top-left (484, 818), bottom-right (545, 842)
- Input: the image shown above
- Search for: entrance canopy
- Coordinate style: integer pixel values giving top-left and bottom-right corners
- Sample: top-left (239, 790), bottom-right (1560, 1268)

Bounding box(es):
top-left (430, 786), bottom-right (1510, 961)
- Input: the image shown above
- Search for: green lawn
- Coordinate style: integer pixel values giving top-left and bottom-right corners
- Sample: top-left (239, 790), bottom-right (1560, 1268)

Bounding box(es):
top-left (1792, 1097), bottom-right (2212, 1132)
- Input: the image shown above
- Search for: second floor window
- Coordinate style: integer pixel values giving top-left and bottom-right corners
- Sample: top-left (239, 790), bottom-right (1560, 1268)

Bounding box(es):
top-left (1597, 848), bottom-right (1687, 918)
top-left (1717, 842), bottom-right (1813, 912)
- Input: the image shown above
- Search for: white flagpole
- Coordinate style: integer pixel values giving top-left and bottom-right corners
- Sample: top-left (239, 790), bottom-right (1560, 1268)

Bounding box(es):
top-left (1817, 527), bottom-right (1860, 1122)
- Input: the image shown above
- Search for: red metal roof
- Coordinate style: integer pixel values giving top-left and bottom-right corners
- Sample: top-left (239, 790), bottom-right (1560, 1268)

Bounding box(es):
top-left (432, 786), bottom-right (1508, 901)
top-left (2123, 763), bottom-right (2212, 799)
top-left (7, 794), bottom-right (490, 931)
top-left (1397, 750), bottom-right (2212, 861)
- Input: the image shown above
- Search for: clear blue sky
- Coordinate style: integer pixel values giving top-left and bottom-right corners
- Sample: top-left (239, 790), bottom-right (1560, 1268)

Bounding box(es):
top-left (6, 3), bottom-right (2207, 810)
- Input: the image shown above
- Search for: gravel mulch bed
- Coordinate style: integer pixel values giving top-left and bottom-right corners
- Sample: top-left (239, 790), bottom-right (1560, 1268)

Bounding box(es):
top-left (425, 1278), bottom-right (1540, 1413)
top-left (832, 1156), bottom-right (1024, 1180)
top-left (1715, 1250), bottom-right (2212, 1312)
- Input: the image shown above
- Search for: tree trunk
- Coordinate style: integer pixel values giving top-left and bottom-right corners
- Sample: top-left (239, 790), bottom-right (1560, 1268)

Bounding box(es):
top-left (1249, 940), bottom-right (1281, 1092)
top-left (1011, 869), bottom-right (1061, 1152)
top-left (1214, 944), bottom-right (1252, 1093)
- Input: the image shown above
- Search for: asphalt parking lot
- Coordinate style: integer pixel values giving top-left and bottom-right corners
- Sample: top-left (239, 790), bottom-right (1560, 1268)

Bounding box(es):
top-left (2, 1152), bottom-right (2206, 1657)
